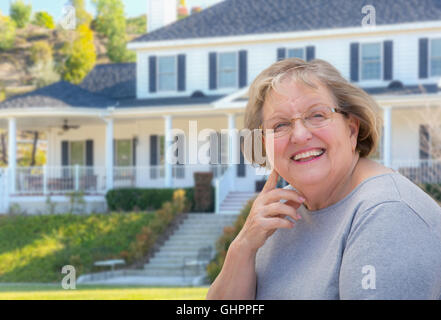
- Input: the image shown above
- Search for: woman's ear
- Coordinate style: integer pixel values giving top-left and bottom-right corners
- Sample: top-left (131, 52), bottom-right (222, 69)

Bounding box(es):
top-left (348, 115), bottom-right (360, 152)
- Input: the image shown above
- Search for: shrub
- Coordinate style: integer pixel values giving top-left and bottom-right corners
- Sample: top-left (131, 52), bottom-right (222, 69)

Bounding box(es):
top-left (10, 0), bottom-right (32, 28)
top-left (206, 199), bottom-right (254, 283)
top-left (105, 187), bottom-right (214, 213)
top-left (32, 11), bottom-right (55, 29)
top-left (29, 41), bottom-right (52, 65)
top-left (0, 12), bottom-right (16, 51)
top-left (419, 183), bottom-right (441, 203)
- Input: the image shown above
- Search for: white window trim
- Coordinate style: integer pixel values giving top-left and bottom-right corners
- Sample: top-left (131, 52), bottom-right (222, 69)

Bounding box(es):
top-left (359, 42), bottom-right (383, 81)
top-left (157, 55), bottom-right (177, 93)
top-left (217, 51), bottom-right (238, 89)
top-left (69, 140), bottom-right (86, 166)
top-left (287, 47), bottom-right (305, 60)
top-left (429, 38), bottom-right (441, 78)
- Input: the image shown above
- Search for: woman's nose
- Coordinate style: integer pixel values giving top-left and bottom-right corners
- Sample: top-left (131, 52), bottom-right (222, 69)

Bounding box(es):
top-left (289, 119), bottom-right (313, 144)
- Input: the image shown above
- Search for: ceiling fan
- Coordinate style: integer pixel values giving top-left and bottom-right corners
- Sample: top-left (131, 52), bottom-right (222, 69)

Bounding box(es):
top-left (58, 119), bottom-right (80, 135)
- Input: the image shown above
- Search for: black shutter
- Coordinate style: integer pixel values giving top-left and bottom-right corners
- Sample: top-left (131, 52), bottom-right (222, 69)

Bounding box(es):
top-left (419, 38), bottom-right (429, 79)
top-left (419, 124), bottom-right (430, 160)
top-left (277, 48), bottom-right (286, 61)
top-left (237, 136), bottom-right (245, 177)
top-left (149, 56), bottom-right (157, 93)
top-left (61, 141), bottom-right (69, 166)
top-left (86, 140), bottom-right (93, 166)
top-left (61, 140), bottom-right (69, 178)
top-left (132, 137), bottom-right (137, 166)
top-left (209, 52), bottom-right (217, 90)
top-left (177, 54), bottom-right (186, 91)
top-left (350, 43), bottom-right (359, 82)
top-left (383, 40), bottom-right (393, 81)
top-left (239, 50), bottom-right (247, 88)
top-left (175, 134), bottom-right (185, 178)
top-left (150, 135), bottom-right (158, 179)
top-left (306, 46), bottom-right (315, 61)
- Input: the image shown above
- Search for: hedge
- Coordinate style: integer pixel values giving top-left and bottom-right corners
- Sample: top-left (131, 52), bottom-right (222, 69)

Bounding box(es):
top-left (105, 186), bottom-right (215, 212)
top-left (419, 183), bottom-right (441, 203)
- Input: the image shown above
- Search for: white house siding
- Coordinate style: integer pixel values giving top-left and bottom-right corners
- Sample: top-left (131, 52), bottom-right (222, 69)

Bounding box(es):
top-left (135, 25), bottom-right (441, 100)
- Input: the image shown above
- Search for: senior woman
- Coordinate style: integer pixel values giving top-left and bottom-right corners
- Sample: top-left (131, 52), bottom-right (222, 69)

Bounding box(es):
top-left (206, 58), bottom-right (441, 300)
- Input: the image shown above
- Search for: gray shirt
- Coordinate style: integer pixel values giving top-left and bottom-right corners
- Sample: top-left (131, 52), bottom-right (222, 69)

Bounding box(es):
top-left (255, 172), bottom-right (441, 300)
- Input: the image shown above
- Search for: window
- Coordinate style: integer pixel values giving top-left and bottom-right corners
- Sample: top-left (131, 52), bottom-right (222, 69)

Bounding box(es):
top-left (158, 56), bottom-right (176, 91)
top-left (287, 48), bottom-right (304, 59)
top-left (218, 52), bottom-right (237, 88)
top-left (430, 38), bottom-right (441, 76)
top-left (361, 43), bottom-right (381, 80)
top-left (70, 141), bottom-right (85, 165)
top-left (114, 139), bottom-right (133, 166)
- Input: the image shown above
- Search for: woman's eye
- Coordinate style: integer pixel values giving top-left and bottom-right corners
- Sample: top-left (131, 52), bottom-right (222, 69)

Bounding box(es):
top-left (308, 113), bottom-right (325, 119)
top-left (274, 123), bottom-right (289, 131)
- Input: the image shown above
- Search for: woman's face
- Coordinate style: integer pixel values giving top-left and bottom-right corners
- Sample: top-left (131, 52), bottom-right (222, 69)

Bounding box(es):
top-left (262, 79), bottom-right (359, 189)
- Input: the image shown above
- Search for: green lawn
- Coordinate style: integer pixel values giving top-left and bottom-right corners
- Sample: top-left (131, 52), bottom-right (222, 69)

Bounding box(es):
top-left (0, 283), bottom-right (209, 300)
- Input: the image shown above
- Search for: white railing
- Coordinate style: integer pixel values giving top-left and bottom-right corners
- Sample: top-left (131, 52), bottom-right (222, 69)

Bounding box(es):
top-left (214, 165), bottom-right (236, 214)
top-left (15, 165), bottom-right (107, 195)
top-left (392, 159), bottom-right (441, 184)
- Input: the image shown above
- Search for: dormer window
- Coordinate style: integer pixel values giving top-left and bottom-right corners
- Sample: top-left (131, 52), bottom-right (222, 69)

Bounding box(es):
top-left (218, 52), bottom-right (238, 88)
top-left (158, 56), bottom-right (177, 91)
top-left (430, 38), bottom-right (441, 76)
top-left (361, 43), bottom-right (382, 80)
top-left (287, 48), bottom-right (305, 59)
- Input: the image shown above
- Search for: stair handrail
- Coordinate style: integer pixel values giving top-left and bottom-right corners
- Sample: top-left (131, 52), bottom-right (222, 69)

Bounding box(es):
top-left (214, 164), bottom-right (235, 214)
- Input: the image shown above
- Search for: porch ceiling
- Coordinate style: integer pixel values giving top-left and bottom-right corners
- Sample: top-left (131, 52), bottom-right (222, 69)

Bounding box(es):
top-left (0, 116), bottom-right (106, 131)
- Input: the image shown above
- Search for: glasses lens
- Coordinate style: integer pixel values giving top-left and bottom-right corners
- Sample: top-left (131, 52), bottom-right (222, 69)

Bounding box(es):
top-left (304, 106), bottom-right (332, 128)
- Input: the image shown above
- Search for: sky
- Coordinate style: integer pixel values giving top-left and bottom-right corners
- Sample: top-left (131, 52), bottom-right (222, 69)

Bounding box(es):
top-left (0, 0), bottom-right (224, 20)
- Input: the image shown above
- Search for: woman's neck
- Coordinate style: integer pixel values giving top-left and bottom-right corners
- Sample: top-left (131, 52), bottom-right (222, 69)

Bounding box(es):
top-left (297, 153), bottom-right (361, 211)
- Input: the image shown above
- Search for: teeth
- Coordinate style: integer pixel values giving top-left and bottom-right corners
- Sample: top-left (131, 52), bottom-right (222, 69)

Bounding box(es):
top-left (293, 149), bottom-right (324, 161)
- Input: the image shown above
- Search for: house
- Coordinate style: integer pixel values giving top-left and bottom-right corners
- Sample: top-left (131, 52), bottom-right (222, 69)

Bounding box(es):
top-left (1, 0), bottom-right (441, 214)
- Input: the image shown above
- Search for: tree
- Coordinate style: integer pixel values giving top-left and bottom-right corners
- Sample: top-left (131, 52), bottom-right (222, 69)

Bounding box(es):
top-left (92, 0), bottom-right (134, 62)
top-left (32, 11), bottom-right (55, 29)
top-left (70, 0), bottom-right (92, 27)
top-left (0, 11), bottom-right (16, 50)
top-left (10, 0), bottom-right (32, 28)
top-left (61, 24), bottom-right (96, 84)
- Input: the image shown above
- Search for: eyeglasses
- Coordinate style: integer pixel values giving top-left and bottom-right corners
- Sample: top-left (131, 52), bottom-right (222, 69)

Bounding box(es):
top-left (260, 105), bottom-right (344, 138)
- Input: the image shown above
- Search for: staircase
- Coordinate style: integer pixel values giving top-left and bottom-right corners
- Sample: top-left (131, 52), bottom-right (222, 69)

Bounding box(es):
top-left (219, 191), bottom-right (257, 214)
top-left (141, 213), bottom-right (238, 285)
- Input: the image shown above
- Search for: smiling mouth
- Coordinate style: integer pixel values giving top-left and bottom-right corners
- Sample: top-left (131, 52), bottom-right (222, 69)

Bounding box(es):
top-left (290, 149), bottom-right (326, 163)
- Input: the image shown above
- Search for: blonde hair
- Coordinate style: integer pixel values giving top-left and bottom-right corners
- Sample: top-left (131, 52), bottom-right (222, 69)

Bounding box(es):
top-left (243, 58), bottom-right (382, 166)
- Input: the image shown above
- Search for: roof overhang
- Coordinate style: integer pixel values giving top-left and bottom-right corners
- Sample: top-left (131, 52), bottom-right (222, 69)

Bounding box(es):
top-left (128, 20), bottom-right (441, 51)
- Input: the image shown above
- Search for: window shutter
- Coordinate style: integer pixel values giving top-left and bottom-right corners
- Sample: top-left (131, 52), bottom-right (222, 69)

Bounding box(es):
top-left (149, 135), bottom-right (158, 179)
top-left (86, 140), bottom-right (93, 166)
top-left (306, 46), bottom-right (315, 61)
top-left (277, 48), bottom-right (286, 61)
top-left (61, 141), bottom-right (69, 166)
top-left (209, 132), bottom-right (219, 164)
top-left (239, 50), bottom-right (248, 88)
top-left (419, 124), bottom-right (430, 160)
top-left (149, 56), bottom-right (157, 93)
top-left (113, 139), bottom-right (116, 166)
top-left (383, 40), bottom-right (393, 81)
top-left (177, 54), bottom-right (186, 91)
top-left (132, 137), bottom-right (137, 166)
top-left (209, 52), bottom-right (217, 90)
top-left (350, 42), bottom-right (359, 82)
top-left (237, 136), bottom-right (245, 177)
top-left (419, 38), bottom-right (429, 79)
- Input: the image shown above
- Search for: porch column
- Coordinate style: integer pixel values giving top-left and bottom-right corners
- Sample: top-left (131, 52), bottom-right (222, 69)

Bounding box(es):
top-left (164, 115), bottom-right (173, 188)
top-left (383, 106), bottom-right (392, 168)
top-left (8, 118), bottom-right (16, 194)
top-left (228, 113), bottom-right (239, 165)
top-left (105, 118), bottom-right (114, 190)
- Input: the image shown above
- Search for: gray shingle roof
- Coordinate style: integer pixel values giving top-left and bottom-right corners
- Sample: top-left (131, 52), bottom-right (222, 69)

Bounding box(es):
top-left (79, 63), bottom-right (136, 99)
top-left (132, 0), bottom-right (441, 43)
top-left (364, 84), bottom-right (440, 96)
top-left (117, 95), bottom-right (225, 108)
top-left (0, 81), bottom-right (115, 109)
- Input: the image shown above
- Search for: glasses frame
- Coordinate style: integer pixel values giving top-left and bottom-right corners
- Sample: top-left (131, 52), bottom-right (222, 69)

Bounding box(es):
top-left (260, 106), bottom-right (346, 138)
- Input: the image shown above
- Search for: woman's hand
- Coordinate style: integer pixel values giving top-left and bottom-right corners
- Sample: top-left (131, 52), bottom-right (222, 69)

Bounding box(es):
top-left (235, 169), bottom-right (305, 253)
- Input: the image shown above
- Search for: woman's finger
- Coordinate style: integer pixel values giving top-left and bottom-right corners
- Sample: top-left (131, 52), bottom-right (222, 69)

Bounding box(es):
top-left (261, 169), bottom-right (279, 193)
top-left (263, 189), bottom-right (306, 206)
top-left (261, 202), bottom-right (301, 221)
